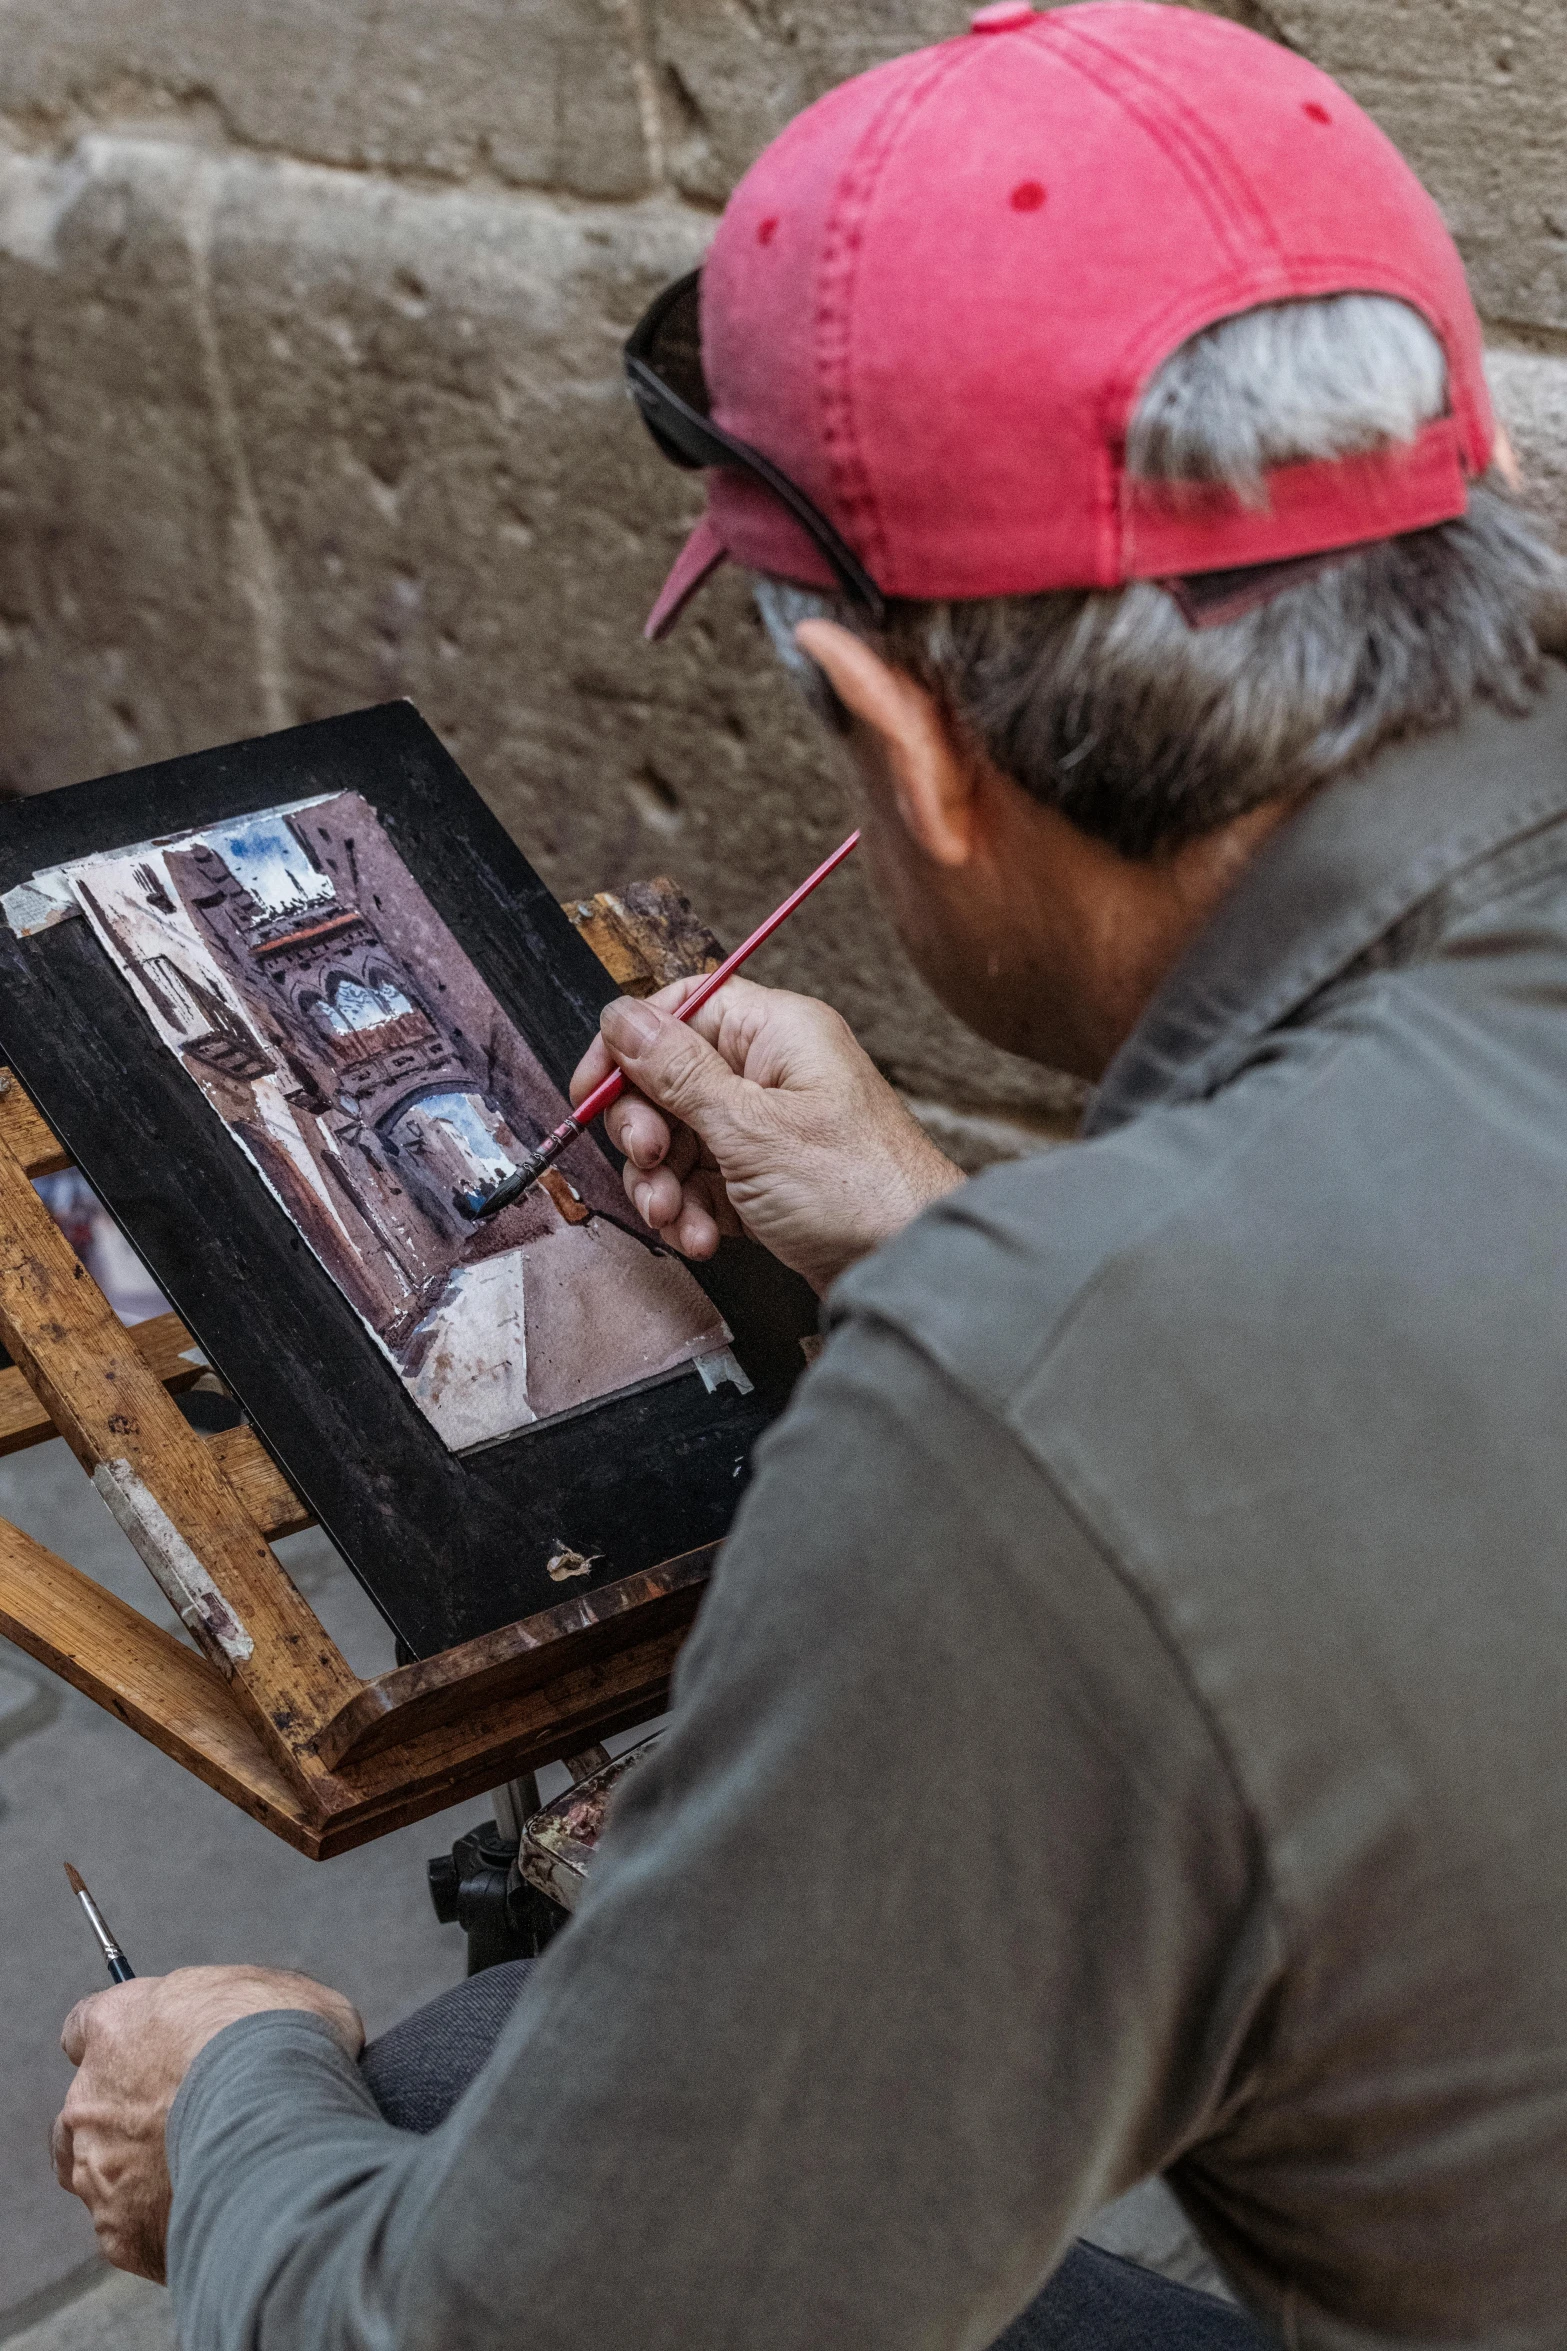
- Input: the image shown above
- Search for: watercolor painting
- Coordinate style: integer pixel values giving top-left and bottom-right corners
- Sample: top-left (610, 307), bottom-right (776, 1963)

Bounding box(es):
top-left (56, 792), bottom-right (732, 1451)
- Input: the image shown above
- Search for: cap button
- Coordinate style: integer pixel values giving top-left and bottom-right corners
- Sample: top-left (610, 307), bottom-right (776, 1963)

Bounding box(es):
top-left (971, 2), bottom-right (1035, 28)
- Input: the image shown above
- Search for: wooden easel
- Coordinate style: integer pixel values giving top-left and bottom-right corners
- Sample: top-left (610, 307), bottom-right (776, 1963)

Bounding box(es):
top-left (0, 881), bottom-right (725, 1860)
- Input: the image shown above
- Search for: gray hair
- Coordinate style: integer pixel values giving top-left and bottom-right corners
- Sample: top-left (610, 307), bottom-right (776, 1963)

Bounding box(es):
top-left (756, 294), bottom-right (1567, 858)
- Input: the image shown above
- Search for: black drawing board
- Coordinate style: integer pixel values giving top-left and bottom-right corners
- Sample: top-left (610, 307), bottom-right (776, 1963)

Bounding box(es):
top-left (0, 703), bottom-right (819, 1658)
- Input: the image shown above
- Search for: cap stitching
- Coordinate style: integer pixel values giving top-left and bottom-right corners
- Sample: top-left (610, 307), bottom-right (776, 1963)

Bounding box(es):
top-left (815, 40), bottom-right (972, 587)
top-left (1050, 15), bottom-right (1498, 468)
top-left (1045, 11), bottom-right (1488, 501)
top-left (1042, 13), bottom-right (1285, 275)
top-left (1050, 13), bottom-right (1286, 263)
top-left (1001, 37), bottom-right (1125, 587)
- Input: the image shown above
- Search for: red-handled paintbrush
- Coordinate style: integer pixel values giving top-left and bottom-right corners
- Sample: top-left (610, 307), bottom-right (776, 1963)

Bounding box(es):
top-left (460, 829), bottom-right (860, 1220)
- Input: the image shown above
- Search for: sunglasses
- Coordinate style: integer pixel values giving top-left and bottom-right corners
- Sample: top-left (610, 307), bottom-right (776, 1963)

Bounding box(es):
top-left (624, 271), bottom-right (888, 627)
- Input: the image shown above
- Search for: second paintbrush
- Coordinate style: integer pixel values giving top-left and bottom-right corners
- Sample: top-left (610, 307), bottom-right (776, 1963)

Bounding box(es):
top-left (64, 1863), bottom-right (136, 1985)
top-left (457, 829), bottom-right (860, 1221)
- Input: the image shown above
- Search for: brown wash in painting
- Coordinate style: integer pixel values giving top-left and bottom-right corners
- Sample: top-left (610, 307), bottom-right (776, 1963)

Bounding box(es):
top-left (59, 793), bottom-right (732, 1450)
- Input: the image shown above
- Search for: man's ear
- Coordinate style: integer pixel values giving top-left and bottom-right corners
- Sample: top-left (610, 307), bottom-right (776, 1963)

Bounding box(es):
top-left (794, 619), bottom-right (977, 868)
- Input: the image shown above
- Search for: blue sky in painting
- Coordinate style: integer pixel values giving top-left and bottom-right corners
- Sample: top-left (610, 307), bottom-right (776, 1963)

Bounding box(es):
top-left (209, 813), bottom-right (336, 916)
top-left (418, 1093), bottom-right (518, 1181)
top-left (332, 977), bottom-right (415, 1031)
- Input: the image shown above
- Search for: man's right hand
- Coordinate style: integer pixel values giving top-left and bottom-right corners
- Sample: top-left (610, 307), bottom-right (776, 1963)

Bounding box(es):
top-left (54, 1965), bottom-right (363, 2281)
top-left (570, 977), bottom-right (964, 1296)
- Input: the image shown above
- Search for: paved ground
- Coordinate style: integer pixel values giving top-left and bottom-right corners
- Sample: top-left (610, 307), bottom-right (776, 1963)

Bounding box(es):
top-left (2, 2273), bottom-right (174, 2351)
top-left (0, 1435), bottom-right (494, 2332)
top-left (0, 1436), bottom-right (1228, 2345)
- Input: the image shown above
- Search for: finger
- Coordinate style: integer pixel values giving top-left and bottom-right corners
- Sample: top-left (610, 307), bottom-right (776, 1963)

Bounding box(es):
top-left (598, 1000), bottom-right (754, 1139)
top-left (640, 971), bottom-right (768, 1034)
top-left (627, 1185), bottom-right (719, 1260)
top-left (573, 978), bottom-right (718, 1114)
top-left (568, 1031), bottom-right (618, 1109)
top-left (571, 972), bottom-right (733, 1108)
top-left (625, 1162), bottom-right (687, 1232)
top-left (640, 972), bottom-right (724, 1017)
top-left (671, 1195), bottom-right (723, 1260)
top-left (646, 1167), bottom-right (741, 1262)
top-left (603, 1091), bottom-right (673, 1172)
top-left (639, 973), bottom-right (779, 1067)
top-left (51, 2114), bottom-right (73, 2193)
top-left (622, 1115), bottom-right (704, 1226)
top-left (680, 1166), bottom-right (746, 1248)
top-left (61, 1998), bottom-right (97, 2068)
top-left (577, 974), bottom-right (799, 1110)
top-left (94, 2202), bottom-right (168, 2284)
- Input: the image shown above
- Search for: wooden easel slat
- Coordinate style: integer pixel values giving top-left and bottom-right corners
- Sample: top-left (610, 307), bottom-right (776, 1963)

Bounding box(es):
top-left (207, 1424), bottom-right (316, 1540)
top-left (319, 1623), bottom-right (690, 1857)
top-left (0, 1309), bottom-right (207, 1457)
top-left (0, 1128), bottom-right (359, 1778)
top-left (0, 1511), bottom-right (317, 1844)
top-left (0, 1502), bottom-right (688, 1860)
top-left (313, 1543), bottom-right (714, 1769)
top-left (0, 1070), bottom-right (70, 1177)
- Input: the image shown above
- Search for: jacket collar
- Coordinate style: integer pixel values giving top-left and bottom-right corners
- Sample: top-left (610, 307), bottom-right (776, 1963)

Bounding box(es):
top-left (1084, 665), bottom-right (1567, 1140)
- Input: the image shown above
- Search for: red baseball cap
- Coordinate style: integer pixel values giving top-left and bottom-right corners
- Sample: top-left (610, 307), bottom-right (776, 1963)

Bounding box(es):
top-left (643, 0), bottom-right (1493, 640)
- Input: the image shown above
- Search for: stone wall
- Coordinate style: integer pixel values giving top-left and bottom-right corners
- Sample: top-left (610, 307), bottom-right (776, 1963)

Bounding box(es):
top-left (0, 0), bottom-right (1561, 1135)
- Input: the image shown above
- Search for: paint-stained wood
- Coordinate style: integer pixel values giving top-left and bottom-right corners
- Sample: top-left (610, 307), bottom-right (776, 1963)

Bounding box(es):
top-left (125, 1311), bottom-right (210, 1392)
top-left (0, 1127), bottom-right (359, 1777)
top-left (562, 880), bottom-right (723, 998)
top-left (0, 1363), bottom-right (51, 1457)
top-left (314, 1544), bottom-right (714, 1768)
top-left (0, 1068), bottom-right (69, 1177)
top-left (0, 1310), bottom-right (207, 1458)
top-left (519, 1739), bottom-right (656, 1913)
top-left (316, 1622), bottom-right (689, 1857)
top-left (0, 1080), bottom-right (324, 1534)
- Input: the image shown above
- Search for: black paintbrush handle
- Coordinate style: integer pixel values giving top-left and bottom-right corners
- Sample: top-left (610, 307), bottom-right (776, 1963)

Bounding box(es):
top-left (456, 1114), bottom-right (583, 1221)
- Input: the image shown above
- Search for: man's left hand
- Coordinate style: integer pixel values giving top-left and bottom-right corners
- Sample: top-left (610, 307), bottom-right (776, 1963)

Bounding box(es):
top-left (53, 1965), bottom-right (363, 2281)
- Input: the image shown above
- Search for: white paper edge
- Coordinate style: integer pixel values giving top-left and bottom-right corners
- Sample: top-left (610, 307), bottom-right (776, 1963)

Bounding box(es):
top-left (4, 792), bottom-right (340, 939)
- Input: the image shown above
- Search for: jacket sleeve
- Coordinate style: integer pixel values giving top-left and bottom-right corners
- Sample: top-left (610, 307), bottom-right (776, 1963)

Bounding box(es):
top-left (167, 1311), bottom-right (1271, 2351)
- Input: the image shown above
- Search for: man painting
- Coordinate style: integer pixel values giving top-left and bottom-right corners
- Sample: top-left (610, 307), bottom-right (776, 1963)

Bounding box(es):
top-left (51, 8), bottom-right (1567, 2343)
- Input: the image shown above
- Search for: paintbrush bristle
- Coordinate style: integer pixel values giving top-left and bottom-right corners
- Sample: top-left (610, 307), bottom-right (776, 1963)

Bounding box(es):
top-left (64, 1862), bottom-right (87, 1896)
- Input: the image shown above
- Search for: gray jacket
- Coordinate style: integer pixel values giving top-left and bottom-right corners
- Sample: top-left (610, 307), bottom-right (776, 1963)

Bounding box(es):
top-left (168, 670), bottom-right (1567, 2348)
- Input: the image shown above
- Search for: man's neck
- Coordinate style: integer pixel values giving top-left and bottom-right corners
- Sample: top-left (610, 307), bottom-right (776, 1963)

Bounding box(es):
top-left (961, 780), bottom-right (1303, 1081)
top-left (1073, 799), bottom-right (1302, 1076)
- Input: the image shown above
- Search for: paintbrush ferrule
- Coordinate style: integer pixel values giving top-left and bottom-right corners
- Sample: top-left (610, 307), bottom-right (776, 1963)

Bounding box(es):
top-left (65, 1864), bottom-right (136, 1984)
top-left (458, 1116), bottom-right (583, 1221)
